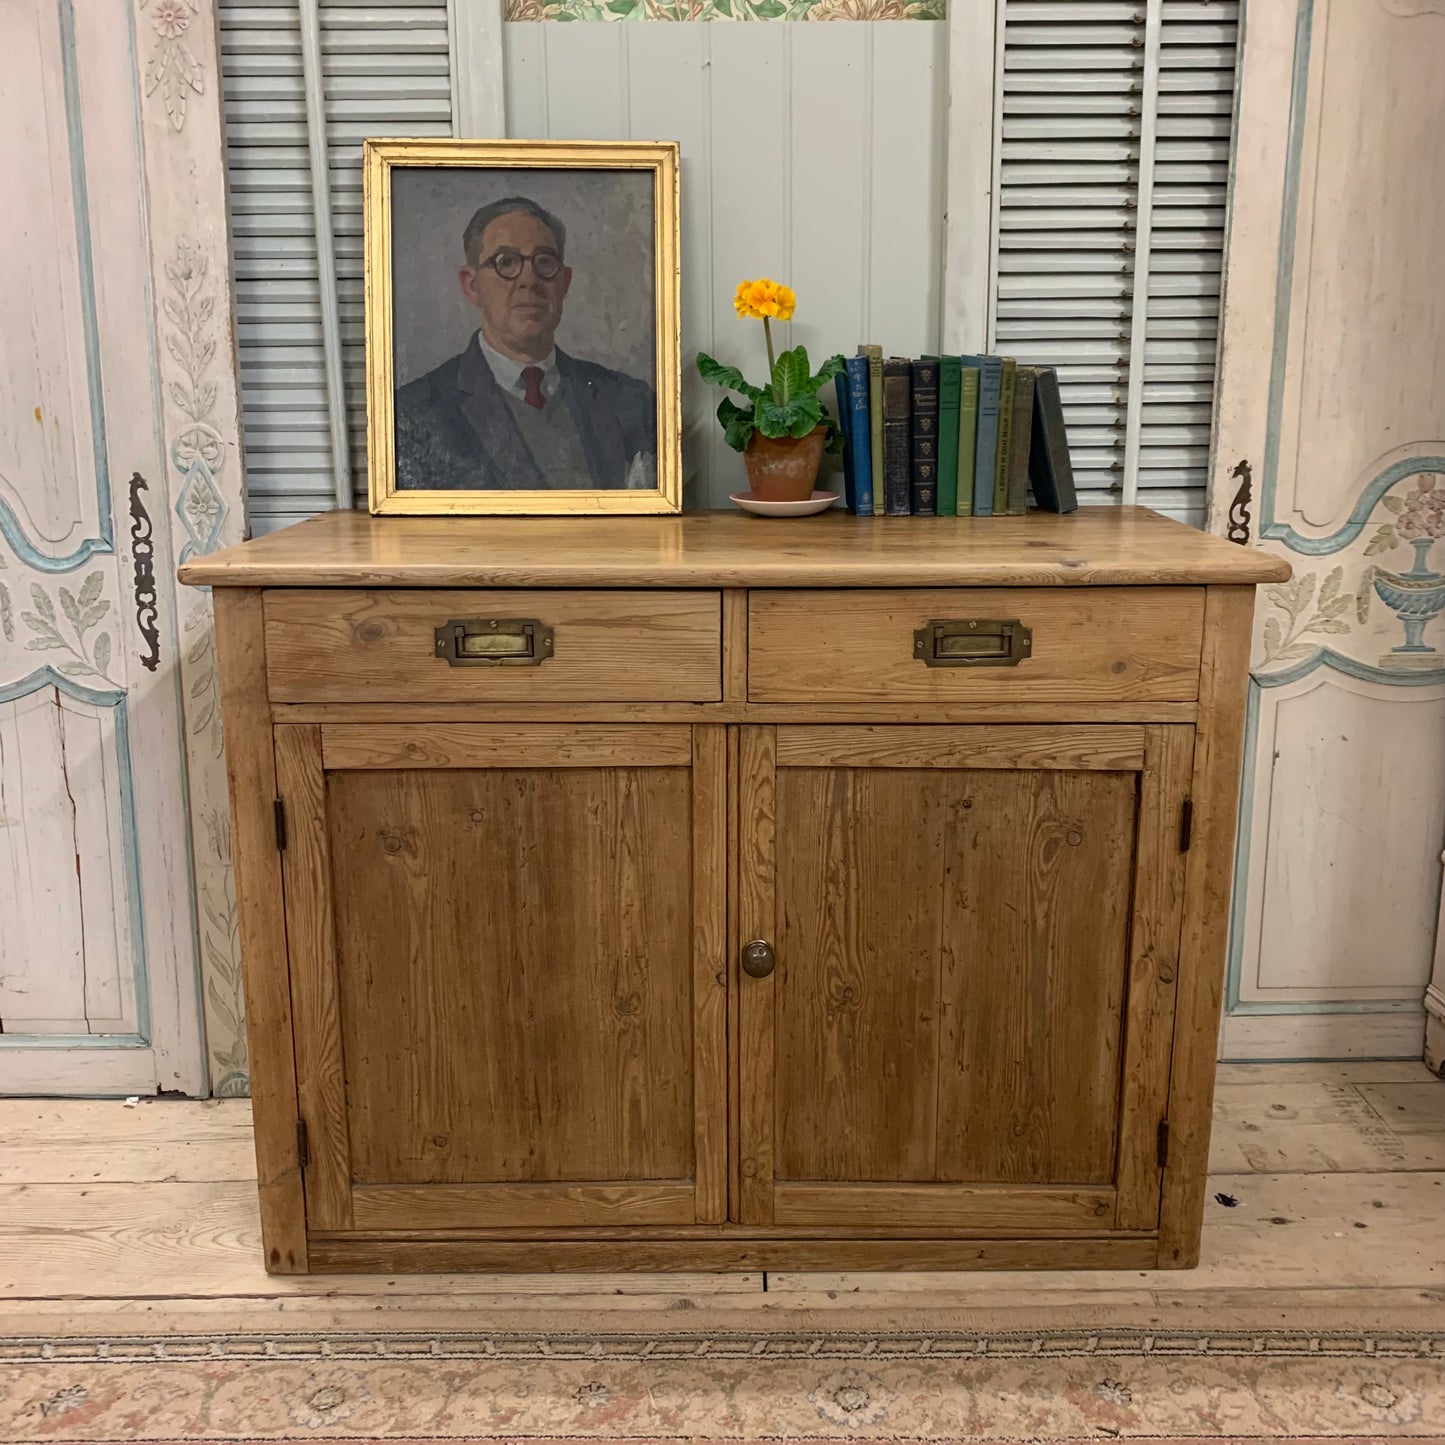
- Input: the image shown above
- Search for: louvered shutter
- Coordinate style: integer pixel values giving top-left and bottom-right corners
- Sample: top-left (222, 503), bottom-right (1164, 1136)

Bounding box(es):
top-left (219, 0), bottom-right (453, 535)
top-left (991, 0), bottom-right (1237, 526)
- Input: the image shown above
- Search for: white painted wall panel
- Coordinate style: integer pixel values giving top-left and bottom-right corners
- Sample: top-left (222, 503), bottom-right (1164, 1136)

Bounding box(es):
top-left (501, 20), bottom-right (946, 507)
top-left (0, 690), bottom-right (91, 1034)
top-left (1247, 678), bottom-right (1445, 999)
top-left (0, 5), bottom-right (96, 556)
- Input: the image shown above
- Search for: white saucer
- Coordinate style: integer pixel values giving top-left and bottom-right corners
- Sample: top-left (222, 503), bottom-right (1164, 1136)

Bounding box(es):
top-left (731, 490), bottom-right (839, 517)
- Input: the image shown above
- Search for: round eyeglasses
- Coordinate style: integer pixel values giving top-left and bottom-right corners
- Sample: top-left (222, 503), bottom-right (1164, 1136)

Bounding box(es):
top-left (480, 247), bottom-right (563, 282)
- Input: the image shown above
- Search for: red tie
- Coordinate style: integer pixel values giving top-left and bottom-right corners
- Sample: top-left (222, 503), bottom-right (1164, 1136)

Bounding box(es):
top-left (521, 366), bottom-right (546, 410)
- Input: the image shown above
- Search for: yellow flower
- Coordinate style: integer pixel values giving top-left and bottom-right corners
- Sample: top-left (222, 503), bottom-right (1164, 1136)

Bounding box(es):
top-left (734, 277), bottom-right (796, 323)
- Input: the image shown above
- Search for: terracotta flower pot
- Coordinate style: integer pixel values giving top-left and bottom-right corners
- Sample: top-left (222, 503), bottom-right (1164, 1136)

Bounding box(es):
top-left (743, 425), bottom-right (827, 503)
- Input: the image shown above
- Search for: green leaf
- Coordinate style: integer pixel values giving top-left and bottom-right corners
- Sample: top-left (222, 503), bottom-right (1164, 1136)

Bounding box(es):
top-left (810, 354), bottom-right (846, 391)
top-left (716, 397), bottom-right (755, 453)
top-left (1365, 526), bottom-right (1398, 556)
top-left (0, 582), bottom-right (12, 643)
top-left (1262, 616), bottom-right (1282, 656)
top-left (93, 632), bottom-right (112, 677)
top-left (77, 599), bottom-right (110, 638)
top-left (606, 0), bottom-right (638, 13)
top-left (20, 611), bottom-right (65, 648)
top-left (30, 584), bottom-right (56, 626)
top-left (770, 346), bottom-right (812, 405)
top-left (59, 586), bottom-right (81, 631)
top-left (754, 394), bottom-right (823, 439)
top-left (1319, 566), bottom-right (1341, 606)
top-left (1357, 569), bottom-right (1374, 623)
top-left (1310, 617), bottom-right (1351, 635)
top-left (697, 352), bottom-right (765, 402)
top-left (751, 0), bottom-right (786, 14)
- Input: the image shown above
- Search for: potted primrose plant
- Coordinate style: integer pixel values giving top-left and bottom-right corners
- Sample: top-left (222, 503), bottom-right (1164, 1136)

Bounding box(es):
top-left (696, 279), bottom-right (845, 503)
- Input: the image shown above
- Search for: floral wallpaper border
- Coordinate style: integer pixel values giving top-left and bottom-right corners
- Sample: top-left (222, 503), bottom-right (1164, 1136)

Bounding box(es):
top-left (505, 0), bottom-right (944, 23)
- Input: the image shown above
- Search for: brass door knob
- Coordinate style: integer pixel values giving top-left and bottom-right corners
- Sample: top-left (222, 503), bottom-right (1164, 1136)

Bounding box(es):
top-left (741, 939), bottom-right (775, 978)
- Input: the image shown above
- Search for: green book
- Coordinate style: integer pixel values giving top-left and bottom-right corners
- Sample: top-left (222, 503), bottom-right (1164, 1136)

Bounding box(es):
top-left (858, 344), bottom-right (884, 520)
top-left (936, 356), bottom-right (962, 517)
top-left (1006, 365), bottom-right (1037, 515)
top-left (956, 365), bottom-right (980, 514)
top-left (992, 357), bottom-right (1017, 515)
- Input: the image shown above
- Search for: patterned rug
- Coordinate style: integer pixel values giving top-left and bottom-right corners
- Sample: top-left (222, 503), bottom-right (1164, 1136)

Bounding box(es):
top-left (3, 1329), bottom-right (1444, 1443)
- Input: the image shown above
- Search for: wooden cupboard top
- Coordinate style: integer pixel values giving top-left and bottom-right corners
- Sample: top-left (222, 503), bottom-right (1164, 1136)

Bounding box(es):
top-left (180, 506), bottom-right (1291, 589)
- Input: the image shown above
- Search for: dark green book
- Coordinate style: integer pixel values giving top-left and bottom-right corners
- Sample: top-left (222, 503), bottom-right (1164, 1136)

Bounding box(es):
top-left (960, 354), bottom-right (1002, 514)
top-left (992, 357), bottom-right (1017, 515)
top-left (858, 345), bottom-right (884, 521)
top-left (936, 356), bottom-right (961, 517)
top-left (1006, 365), bottom-right (1037, 514)
top-left (956, 365), bottom-right (980, 515)
top-left (909, 357), bottom-right (939, 515)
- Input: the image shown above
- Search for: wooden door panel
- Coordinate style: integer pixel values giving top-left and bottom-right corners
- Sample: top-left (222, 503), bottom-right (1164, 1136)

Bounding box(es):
top-left (775, 767), bottom-right (949, 1182)
top-left (936, 767), bottom-right (1136, 1185)
top-left (331, 764), bottom-right (695, 1186)
top-left (740, 724), bottom-right (1193, 1233)
top-left (277, 723), bottom-right (726, 1231)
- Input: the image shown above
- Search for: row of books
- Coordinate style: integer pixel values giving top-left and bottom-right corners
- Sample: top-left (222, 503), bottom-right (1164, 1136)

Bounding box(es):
top-left (832, 349), bottom-right (1079, 518)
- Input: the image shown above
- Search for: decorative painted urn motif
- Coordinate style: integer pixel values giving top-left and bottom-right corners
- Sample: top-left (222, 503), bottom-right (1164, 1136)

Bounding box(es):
top-left (1365, 476), bottom-right (1445, 668)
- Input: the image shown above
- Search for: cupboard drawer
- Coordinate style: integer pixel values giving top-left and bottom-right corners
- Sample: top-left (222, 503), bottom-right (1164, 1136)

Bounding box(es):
top-left (264, 589), bottom-right (722, 703)
top-left (747, 587), bottom-right (1204, 703)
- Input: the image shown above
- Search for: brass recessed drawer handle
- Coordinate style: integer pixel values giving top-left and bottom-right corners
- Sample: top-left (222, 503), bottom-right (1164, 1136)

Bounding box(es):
top-left (433, 617), bottom-right (555, 667)
top-left (913, 618), bottom-right (1033, 668)
top-left (741, 939), bottom-right (775, 979)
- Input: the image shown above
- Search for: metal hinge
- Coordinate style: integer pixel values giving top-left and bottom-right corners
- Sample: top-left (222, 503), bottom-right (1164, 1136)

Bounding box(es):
top-left (1179, 798), bottom-right (1194, 853)
top-left (274, 798), bottom-right (287, 851)
top-left (296, 1118), bottom-right (309, 1171)
top-left (1157, 1118), bottom-right (1171, 1169)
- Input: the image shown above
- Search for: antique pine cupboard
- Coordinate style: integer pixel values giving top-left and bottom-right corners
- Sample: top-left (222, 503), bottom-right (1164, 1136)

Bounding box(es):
top-left (181, 507), bottom-right (1289, 1274)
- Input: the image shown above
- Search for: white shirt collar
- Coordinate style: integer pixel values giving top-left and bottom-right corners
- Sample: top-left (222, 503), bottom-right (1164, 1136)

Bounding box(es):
top-left (475, 332), bottom-right (560, 399)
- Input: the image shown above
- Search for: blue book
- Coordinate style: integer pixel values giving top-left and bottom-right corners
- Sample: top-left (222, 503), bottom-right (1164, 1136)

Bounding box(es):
top-left (836, 357), bottom-right (874, 516)
top-left (961, 354), bottom-right (1003, 516)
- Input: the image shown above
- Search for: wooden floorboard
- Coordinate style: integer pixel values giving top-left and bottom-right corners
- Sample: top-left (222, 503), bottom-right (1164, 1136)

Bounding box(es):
top-left (0, 1066), bottom-right (1441, 1336)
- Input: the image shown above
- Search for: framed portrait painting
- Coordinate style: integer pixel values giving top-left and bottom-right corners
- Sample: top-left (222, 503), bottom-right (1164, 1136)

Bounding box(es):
top-left (363, 139), bottom-right (681, 514)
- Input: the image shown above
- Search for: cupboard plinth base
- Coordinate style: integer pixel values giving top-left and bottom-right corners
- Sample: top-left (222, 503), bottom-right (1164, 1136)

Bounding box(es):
top-left (305, 1234), bottom-right (1166, 1274)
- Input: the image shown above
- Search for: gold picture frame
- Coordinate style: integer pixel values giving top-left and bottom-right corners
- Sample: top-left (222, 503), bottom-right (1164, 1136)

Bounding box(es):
top-left (363, 138), bottom-right (681, 515)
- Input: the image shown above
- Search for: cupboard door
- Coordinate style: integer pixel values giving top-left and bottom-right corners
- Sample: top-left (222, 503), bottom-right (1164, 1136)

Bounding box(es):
top-left (275, 723), bottom-right (726, 1232)
top-left (737, 724), bottom-right (1193, 1233)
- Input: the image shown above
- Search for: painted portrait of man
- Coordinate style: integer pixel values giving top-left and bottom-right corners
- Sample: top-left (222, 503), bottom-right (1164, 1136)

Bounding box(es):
top-left (389, 177), bottom-right (659, 493)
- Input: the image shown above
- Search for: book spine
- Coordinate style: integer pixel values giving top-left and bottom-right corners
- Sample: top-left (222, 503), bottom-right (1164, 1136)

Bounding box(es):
top-left (881, 357), bottom-right (913, 516)
top-left (1029, 367), bottom-right (1079, 513)
top-left (1040, 367), bottom-right (1077, 512)
top-left (956, 366), bottom-right (980, 515)
top-left (971, 357), bottom-right (1003, 516)
top-left (992, 358), bottom-right (1016, 515)
top-left (834, 372), bottom-right (858, 514)
top-left (860, 345), bottom-right (885, 519)
top-left (936, 356), bottom-right (961, 517)
top-left (844, 354), bottom-right (874, 517)
top-left (1006, 366), bottom-right (1036, 515)
top-left (909, 358), bottom-right (939, 515)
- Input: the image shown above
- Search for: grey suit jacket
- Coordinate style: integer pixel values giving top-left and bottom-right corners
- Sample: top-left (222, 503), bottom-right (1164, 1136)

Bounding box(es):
top-left (393, 337), bottom-right (657, 491)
